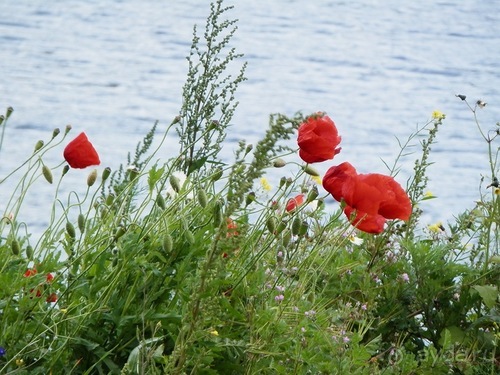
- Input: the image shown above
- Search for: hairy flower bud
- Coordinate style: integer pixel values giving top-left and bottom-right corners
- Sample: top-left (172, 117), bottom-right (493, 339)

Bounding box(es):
top-left (306, 186), bottom-right (319, 203)
top-left (106, 193), bottom-right (115, 206)
top-left (162, 233), bottom-right (173, 253)
top-left (77, 213), bottom-right (85, 233)
top-left (65, 124), bottom-right (72, 135)
top-left (273, 158), bottom-right (286, 168)
top-left (66, 221), bottom-right (76, 239)
top-left (34, 140), bottom-right (44, 153)
top-left (62, 165), bottom-right (70, 176)
top-left (11, 239), bottom-right (20, 256)
top-left (6, 106), bottom-right (14, 119)
top-left (169, 174), bottom-right (181, 193)
top-left (52, 128), bottom-right (60, 139)
top-left (282, 229), bottom-right (292, 248)
top-left (291, 217), bottom-right (302, 236)
top-left (42, 165), bottom-right (53, 184)
top-left (299, 220), bottom-right (309, 236)
top-left (102, 167), bottom-right (111, 181)
top-left (302, 165), bottom-right (320, 177)
top-left (184, 229), bottom-right (195, 244)
top-left (156, 194), bottom-right (166, 210)
top-left (213, 199), bottom-right (224, 227)
top-left (266, 216), bottom-right (277, 233)
top-left (114, 226), bottom-right (126, 241)
top-left (245, 192), bottom-right (256, 207)
top-left (197, 188), bottom-right (208, 208)
top-left (26, 245), bottom-right (34, 260)
top-left (211, 167), bottom-right (223, 182)
top-left (87, 169), bottom-right (98, 187)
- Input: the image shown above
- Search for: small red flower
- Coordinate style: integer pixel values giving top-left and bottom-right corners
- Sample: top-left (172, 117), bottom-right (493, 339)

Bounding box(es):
top-left (285, 194), bottom-right (305, 212)
top-left (323, 162), bottom-right (411, 233)
top-left (63, 132), bottom-right (101, 169)
top-left (23, 268), bottom-right (37, 278)
top-left (46, 293), bottom-right (58, 303)
top-left (297, 113), bottom-right (342, 163)
top-left (226, 218), bottom-right (239, 237)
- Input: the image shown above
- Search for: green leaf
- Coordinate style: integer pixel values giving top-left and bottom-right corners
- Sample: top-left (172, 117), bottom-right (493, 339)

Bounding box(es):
top-left (148, 165), bottom-right (165, 192)
top-left (472, 285), bottom-right (498, 309)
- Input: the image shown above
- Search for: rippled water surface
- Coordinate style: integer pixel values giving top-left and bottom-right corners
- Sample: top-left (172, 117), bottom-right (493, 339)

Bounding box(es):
top-left (1, 0), bottom-right (499, 237)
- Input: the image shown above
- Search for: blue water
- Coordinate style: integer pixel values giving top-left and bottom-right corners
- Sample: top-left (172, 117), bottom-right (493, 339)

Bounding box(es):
top-left (1, 0), bottom-right (499, 238)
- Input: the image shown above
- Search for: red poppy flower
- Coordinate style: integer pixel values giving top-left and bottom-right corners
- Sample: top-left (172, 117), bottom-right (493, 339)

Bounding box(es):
top-left (344, 206), bottom-right (386, 234)
top-left (63, 132), bottom-right (101, 169)
top-left (46, 293), bottom-right (58, 303)
top-left (226, 218), bottom-right (239, 237)
top-left (23, 268), bottom-right (37, 277)
top-left (323, 162), bottom-right (411, 233)
top-left (286, 194), bottom-right (305, 212)
top-left (297, 113), bottom-right (341, 163)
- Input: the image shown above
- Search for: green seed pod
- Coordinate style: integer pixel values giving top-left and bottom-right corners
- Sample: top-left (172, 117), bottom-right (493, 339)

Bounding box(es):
top-left (291, 216), bottom-right (302, 236)
top-left (266, 216), bottom-right (277, 233)
top-left (276, 220), bottom-right (287, 235)
top-left (282, 229), bottom-right (292, 248)
top-left (302, 164), bottom-right (320, 177)
top-left (87, 169), bottom-right (98, 187)
top-left (273, 158), bottom-right (286, 168)
top-left (114, 226), bottom-right (126, 240)
top-left (162, 234), bottom-right (173, 253)
top-left (299, 220), bottom-right (309, 237)
top-left (34, 140), bottom-right (44, 152)
top-left (0, 115), bottom-right (4, 126)
top-left (184, 229), bottom-right (195, 244)
top-left (66, 221), bottom-right (76, 239)
top-left (77, 213), bottom-right (85, 233)
top-left (197, 188), bottom-right (208, 208)
top-left (52, 128), bottom-right (60, 139)
top-left (245, 192), bottom-right (256, 207)
top-left (26, 245), bottom-right (34, 260)
top-left (65, 124), bottom-right (72, 135)
top-left (279, 177), bottom-right (287, 188)
top-left (62, 165), bottom-right (70, 176)
top-left (106, 193), bottom-right (115, 206)
top-left (211, 167), bottom-right (223, 182)
top-left (11, 239), bottom-right (20, 256)
top-left (42, 165), bottom-right (53, 184)
top-left (6, 106), bottom-right (14, 119)
top-left (169, 174), bottom-right (181, 193)
top-left (306, 186), bottom-right (319, 203)
top-left (102, 167), bottom-right (111, 182)
top-left (156, 194), bottom-right (166, 210)
top-left (213, 199), bottom-right (224, 227)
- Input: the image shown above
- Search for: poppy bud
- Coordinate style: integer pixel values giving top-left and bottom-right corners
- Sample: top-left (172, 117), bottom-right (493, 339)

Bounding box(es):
top-left (34, 140), bottom-right (44, 153)
top-left (169, 174), bottom-right (181, 193)
top-left (156, 193), bottom-right (166, 210)
top-left (42, 165), bottom-right (53, 184)
top-left (306, 186), bottom-right (319, 203)
top-left (87, 169), bottom-right (98, 187)
top-left (11, 239), bottom-right (20, 256)
top-left (266, 216), bottom-right (277, 233)
top-left (299, 220), bottom-right (309, 236)
top-left (77, 213), bottom-right (85, 233)
top-left (172, 115), bottom-right (181, 124)
top-left (6, 106), bottom-right (13, 119)
top-left (207, 120), bottom-right (218, 131)
top-left (197, 189), bottom-right (208, 208)
top-left (456, 94), bottom-right (466, 101)
top-left (302, 165), bottom-right (320, 177)
top-left (62, 165), bottom-right (70, 176)
top-left (245, 144), bottom-right (253, 155)
top-left (213, 199), bottom-right (224, 227)
top-left (106, 193), bottom-right (115, 206)
top-left (26, 245), bottom-right (34, 260)
top-left (52, 128), bottom-right (60, 139)
top-left (211, 167), bottom-right (223, 182)
top-left (66, 221), bottom-right (76, 239)
top-left (291, 217), bottom-right (302, 236)
top-left (273, 159), bottom-right (286, 168)
top-left (279, 177), bottom-right (287, 188)
top-left (114, 226), bottom-right (126, 240)
top-left (65, 124), bottom-right (72, 135)
top-left (286, 178), bottom-right (293, 187)
top-left (162, 233), bottom-right (173, 253)
top-left (282, 229), bottom-right (292, 247)
top-left (245, 192), bottom-right (256, 207)
top-left (276, 220), bottom-right (287, 235)
top-left (0, 115), bottom-right (4, 126)
top-left (102, 167), bottom-right (111, 181)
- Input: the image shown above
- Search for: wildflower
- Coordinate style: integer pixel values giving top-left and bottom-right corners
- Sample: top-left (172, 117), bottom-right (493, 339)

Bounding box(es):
top-left (431, 110), bottom-right (445, 120)
top-left (0, 346), bottom-right (5, 357)
top-left (63, 132), bottom-right (101, 169)
top-left (297, 113), bottom-right (341, 163)
top-left (46, 293), bottom-right (58, 303)
top-left (16, 358), bottom-right (24, 366)
top-left (23, 268), bottom-right (37, 278)
top-left (209, 329), bottom-right (219, 336)
top-left (260, 177), bottom-right (272, 191)
top-left (361, 304), bottom-right (367, 311)
top-left (400, 273), bottom-right (410, 283)
top-left (343, 336), bottom-right (350, 343)
top-left (276, 285), bottom-right (285, 292)
top-left (311, 175), bottom-right (322, 185)
top-left (347, 234), bottom-right (363, 246)
top-left (226, 218), bottom-right (239, 237)
top-left (285, 194), bottom-right (304, 212)
top-left (428, 222), bottom-right (445, 233)
top-left (275, 294), bottom-right (285, 302)
top-left (323, 162), bottom-right (411, 234)
top-left (495, 188), bottom-right (500, 195)
top-left (304, 310), bottom-right (316, 317)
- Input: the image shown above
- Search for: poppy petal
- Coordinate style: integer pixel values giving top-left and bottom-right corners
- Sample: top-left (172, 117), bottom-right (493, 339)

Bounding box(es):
top-left (63, 132), bottom-right (101, 169)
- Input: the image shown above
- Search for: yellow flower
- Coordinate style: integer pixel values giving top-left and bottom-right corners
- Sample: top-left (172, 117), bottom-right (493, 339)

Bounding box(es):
top-left (209, 329), bottom-right (219, 336)
top-left (431, 110), bottom-right (445, 121)
top-left (311, 175), bottom-right (322, 185)
top-left (260, 177), bottom-right (272, 192)
top-left (428, 222), bottom-right (445, 233)
top-left (16, 358), bottom-right (24, 367)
